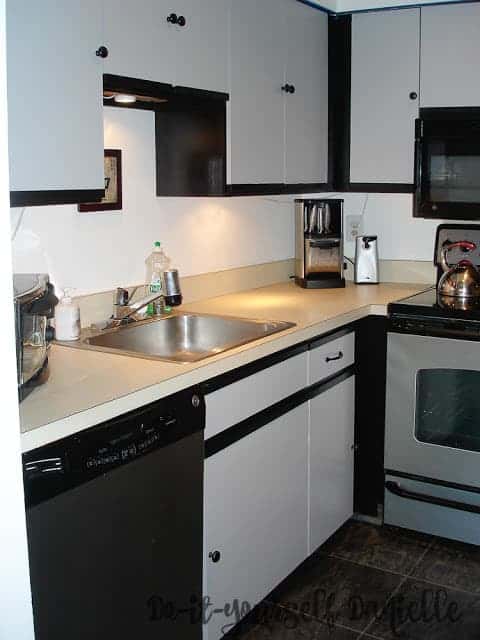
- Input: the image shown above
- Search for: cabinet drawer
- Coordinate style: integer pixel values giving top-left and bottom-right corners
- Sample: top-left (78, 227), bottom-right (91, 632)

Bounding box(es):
top-left (205, 351), bottom-right (308, 440)
top-left (309, 332), bottom-right (355, 385)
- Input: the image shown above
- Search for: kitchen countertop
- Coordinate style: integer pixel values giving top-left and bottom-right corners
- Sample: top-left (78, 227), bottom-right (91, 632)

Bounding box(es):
top-left (20, 281), bottom-right (426, 452)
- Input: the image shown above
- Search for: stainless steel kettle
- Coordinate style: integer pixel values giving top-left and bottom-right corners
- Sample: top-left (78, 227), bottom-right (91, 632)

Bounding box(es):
top-left (438, 241), bottom-right (480, 298)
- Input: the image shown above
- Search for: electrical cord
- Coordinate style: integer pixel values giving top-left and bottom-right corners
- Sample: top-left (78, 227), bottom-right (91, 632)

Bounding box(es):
top-left (11, 207), bottom-right (26, 241)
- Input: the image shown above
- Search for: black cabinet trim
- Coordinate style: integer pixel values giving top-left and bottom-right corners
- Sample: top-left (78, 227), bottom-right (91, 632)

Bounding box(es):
top-left (227, 183), bottom-right (329, 197)
top-left (201, 343), bottom-right (309, 394)
top-left (329, 14), bottom-right (351, 190)
top-left (10, 189), bottom-right (104, 208)
top-left (202, 325), bottom-right (355, 395)
top-left (205, 366), bottom-right (355, 458)
top-left (354, 315), bottom-right (388, 517)
top-left (309, 326), bottom-right (354, 350)
top-left (347, 183), bottom-right (414, 194)
top-left (103, 74), bottom-right (229, 103)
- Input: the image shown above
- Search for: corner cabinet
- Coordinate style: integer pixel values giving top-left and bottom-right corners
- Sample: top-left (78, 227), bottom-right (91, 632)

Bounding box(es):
top-left (103, 0), bottom-right (229, 93)
top-left (7, 0), bottom-right (105, 206)
top-left (229, 0), bottom-right (328, 190)
top-left (420, 3), bottom-right (480, 108)
top-left (349, 9), bottom-right (419, 187)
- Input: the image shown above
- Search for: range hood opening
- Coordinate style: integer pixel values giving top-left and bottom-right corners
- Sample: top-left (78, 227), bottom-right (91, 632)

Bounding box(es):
top-left (103, 75), bottom-right (228, 197)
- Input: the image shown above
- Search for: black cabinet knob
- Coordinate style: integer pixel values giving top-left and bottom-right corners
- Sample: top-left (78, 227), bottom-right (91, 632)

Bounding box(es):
top-left (209, 550), bottom-right (221, 563)
top-left (96, 46), bottom-right (109, 59)
top-left (282, 84), bottom-right (295, 94)
top-left (167, 13), bottom-right (186, 26)
top-left (409, 91), bottom-right (418, 100)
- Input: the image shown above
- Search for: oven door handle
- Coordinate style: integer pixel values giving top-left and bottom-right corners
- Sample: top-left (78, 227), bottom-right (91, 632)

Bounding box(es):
top-left (385, 480), bottom-right (480, 515)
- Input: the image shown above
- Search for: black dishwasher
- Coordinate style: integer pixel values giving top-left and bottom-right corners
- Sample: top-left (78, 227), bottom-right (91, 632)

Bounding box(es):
top-left (23, 388), bottom-right (205, 640)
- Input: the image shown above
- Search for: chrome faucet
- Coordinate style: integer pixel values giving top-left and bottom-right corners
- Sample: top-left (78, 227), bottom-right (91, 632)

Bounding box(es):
top-left (110, 287), bottom-right (165, 326)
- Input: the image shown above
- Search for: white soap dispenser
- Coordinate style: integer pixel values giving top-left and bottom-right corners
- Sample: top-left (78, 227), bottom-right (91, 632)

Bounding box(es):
top-left (55, 289), bottom-right (81, 341)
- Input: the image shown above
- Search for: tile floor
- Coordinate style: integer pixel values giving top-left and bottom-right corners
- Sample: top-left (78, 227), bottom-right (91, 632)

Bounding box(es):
top-left (230, 520), bottom-right (480, 640)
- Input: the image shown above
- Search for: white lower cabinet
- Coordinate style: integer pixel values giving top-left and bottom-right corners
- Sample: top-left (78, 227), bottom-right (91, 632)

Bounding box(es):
top-left (309, 375), bottom-right (355, 554)
top-left (203, 403), bottom-right (309, 640)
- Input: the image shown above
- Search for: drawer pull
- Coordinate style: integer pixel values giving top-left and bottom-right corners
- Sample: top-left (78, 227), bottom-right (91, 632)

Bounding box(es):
top-left (326, 351), bottom-right (343, 363)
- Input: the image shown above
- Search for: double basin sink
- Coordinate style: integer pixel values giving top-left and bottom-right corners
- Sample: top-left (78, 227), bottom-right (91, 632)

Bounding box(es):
top-left (83, 313), bottom-right (295, 363)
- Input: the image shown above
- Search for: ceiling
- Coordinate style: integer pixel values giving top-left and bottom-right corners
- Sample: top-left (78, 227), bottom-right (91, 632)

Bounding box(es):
top-left (304, 0), bottom-right (468, 13)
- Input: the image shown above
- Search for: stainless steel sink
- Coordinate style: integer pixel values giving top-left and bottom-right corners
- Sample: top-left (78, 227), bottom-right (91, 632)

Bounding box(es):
top-left (83, 313), bottom-right (295, 363)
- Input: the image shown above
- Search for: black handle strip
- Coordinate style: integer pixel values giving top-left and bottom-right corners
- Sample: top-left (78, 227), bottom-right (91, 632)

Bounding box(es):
top-left (326, 351), bottom-right (343, 363)
top-left (385, 480), bottom-right (480, 515)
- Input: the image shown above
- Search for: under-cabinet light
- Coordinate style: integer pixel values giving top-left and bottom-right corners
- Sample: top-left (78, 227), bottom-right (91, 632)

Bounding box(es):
top-left (113, 93), bottom-right (137, 104)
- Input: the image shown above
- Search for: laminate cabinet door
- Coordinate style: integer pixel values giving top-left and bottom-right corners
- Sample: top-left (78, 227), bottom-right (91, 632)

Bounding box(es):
top-left (284, 1), bottom-right (328, 184)
top-left (203, 403), bottom-right (308, 640)
top-left (350, 9), bottom-right (420, 185)
top-left (309, 375), bottom-right (355, 554)
top-left (420, 3), bottom-right (480, 108)
top-left (103, 0), bottom-right (176, 85)
top-left (174, 0), bottom-right (229, 93)
top-left (7, 0), bottom-right (104, 196)
top-left (229, 0), bottom-right (286, 184)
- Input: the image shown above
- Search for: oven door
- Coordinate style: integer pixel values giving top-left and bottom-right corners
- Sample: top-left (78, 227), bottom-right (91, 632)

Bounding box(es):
top-left (385, 331), bottom-right (480, 488)
top-left (415, 109), bottom-right (480, 220)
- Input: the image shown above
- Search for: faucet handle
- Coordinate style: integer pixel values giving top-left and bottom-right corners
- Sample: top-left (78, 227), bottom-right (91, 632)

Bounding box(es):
top-left (115, 287), bottom-right (130, 306)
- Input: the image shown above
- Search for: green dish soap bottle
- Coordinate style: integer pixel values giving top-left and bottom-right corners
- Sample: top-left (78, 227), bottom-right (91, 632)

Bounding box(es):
top-left (145, 241), bottom-right (170, 316)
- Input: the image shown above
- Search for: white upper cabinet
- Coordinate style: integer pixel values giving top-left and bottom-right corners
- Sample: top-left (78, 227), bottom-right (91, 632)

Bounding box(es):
top-left (104, 0), bottom-right (229, 93)
top-left (284, 1), bottom-right (328, 184)
top-left (350, 9), bottom-right (420, 184)
top-left (229, 0), bottom-right (329, 186)
top-left (103, 0), bottom-right (177, 85)
top-left (173, 0), bottom-right (229, 93)
top-left (420, 3), bottom-right (480, 108)
top-left (229, 0), bottom-right (286, 184)
top-left (7, 0), bottom-right (105, 195)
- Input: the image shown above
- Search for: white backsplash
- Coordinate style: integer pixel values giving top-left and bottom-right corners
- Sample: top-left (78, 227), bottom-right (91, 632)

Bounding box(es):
top-left (10, 107), bottom-right (458, 296)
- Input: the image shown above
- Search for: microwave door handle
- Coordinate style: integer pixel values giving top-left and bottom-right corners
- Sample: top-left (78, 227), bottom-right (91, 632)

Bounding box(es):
top-left (385, 480), bottom-right (480, 515)
top-left (414, 118), bottom-right (427, 215)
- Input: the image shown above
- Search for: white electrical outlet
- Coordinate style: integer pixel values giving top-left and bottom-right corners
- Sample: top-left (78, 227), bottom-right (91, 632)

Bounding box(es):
top-left (346, 215), bottom-right (362, 241)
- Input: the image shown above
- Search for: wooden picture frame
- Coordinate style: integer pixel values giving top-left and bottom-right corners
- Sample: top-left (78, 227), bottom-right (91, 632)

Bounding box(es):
top-left (78, 149), bottom-right (123, 212)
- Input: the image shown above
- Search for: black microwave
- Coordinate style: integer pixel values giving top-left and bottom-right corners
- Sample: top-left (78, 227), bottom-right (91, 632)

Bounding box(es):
top-left (415, 108), bottom-right (480, 220)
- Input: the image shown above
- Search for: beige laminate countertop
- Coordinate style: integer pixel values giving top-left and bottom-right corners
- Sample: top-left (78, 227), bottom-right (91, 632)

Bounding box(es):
top-left (20, 281), bottom-right (427, 452)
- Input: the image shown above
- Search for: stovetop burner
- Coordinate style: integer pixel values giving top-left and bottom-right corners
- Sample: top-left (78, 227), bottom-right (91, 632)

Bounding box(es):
top-left (389, 287), bottom-right (480, 321)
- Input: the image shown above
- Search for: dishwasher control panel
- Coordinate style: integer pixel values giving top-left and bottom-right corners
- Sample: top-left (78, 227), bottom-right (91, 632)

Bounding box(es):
top-left (23, 388), bottom-right (205, 508)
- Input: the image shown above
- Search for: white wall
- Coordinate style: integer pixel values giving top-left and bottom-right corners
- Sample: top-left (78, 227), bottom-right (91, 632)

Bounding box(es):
top-left (332, 192), bottom-right (443, 262)
top-left (11, 107), bottom-right (451, 297)
top-left (0, 0), bottom-right (35, 636)
top-left (11, 108), bottom-right (294, 296)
